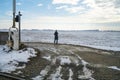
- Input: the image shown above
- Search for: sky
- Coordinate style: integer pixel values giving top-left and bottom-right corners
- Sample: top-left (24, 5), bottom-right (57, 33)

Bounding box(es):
top-left (0, 0), bottom-right (120, 30)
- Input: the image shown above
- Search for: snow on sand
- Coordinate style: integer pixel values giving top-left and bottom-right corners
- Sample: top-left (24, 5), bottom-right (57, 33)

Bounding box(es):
top-left (0, 45), bottom-right (37, 73)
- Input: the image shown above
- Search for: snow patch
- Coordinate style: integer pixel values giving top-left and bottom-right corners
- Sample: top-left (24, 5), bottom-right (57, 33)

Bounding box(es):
top-left (32, 66), bottom-right (50, 80)
top-left (73, 53), bottom-right (95, 80)
top-left (42, 55), bottom-right (51, 61)
top-left (52, 57), bottom-right (57, 65)
top-left (68, 69), bottom-right (73, 80)
top-left (14, 71), bottom-right (23, 75)
top-left (49, 66), bottom-right (63, 80)
top-left (78, 65), bottom-right (94, 80)
top-left (81, 60), bottom-right (89, 65)
top-left (58, 56), bottom-right (71, 65)
top-left (0, 45), bottom-right (37, 73)
top-left (78, 59), bottom-right (94, 80)
top-left (108, 66), bottom-right (120, 71)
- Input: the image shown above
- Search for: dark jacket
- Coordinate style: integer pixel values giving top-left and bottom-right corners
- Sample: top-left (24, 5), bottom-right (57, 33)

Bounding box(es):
top-left (54, 31), bottom-right (58, 40)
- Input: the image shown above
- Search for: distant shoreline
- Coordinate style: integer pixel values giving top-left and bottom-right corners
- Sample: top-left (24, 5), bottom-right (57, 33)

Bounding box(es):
top-left (1, 29), bottom-right (120, 32)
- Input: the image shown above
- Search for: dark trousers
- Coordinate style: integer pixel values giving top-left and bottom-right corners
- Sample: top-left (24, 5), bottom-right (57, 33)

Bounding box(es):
top-left (54, 39), bottom-right (58, 44)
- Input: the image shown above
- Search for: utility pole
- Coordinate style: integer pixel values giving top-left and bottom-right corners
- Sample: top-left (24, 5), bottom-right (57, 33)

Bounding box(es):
top-left (7, 0), bottom-right (19, 50)
top-left (13, 0), bottom-right (16, 28)
top-left (7, 0), bottom-right (22, 50)
top-left (18, 11), bottom-right (22, 45)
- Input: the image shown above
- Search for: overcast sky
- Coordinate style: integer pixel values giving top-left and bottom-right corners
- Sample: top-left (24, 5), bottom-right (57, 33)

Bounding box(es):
top-left (0, 0), bottom-right (120, 30)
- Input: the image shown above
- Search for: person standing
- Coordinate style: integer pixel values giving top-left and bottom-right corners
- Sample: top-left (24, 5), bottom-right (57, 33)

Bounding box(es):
top-left (54, 30), bottom-right (58, 44)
